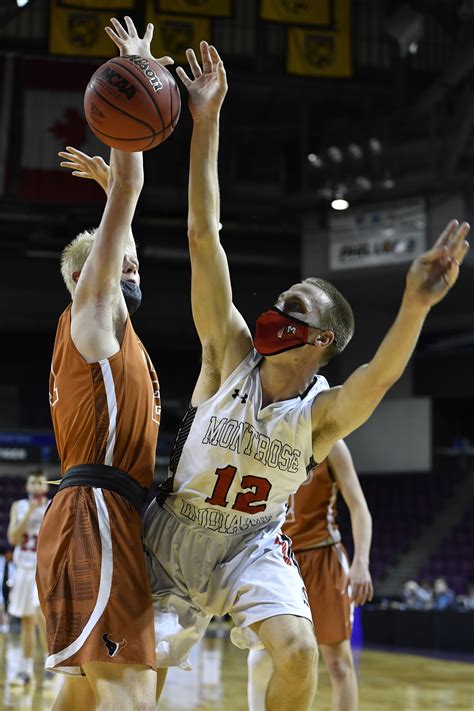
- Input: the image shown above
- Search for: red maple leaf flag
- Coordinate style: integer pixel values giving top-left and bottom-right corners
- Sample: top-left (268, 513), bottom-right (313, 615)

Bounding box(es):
top-left (19, 58), bottom-right (109, 203)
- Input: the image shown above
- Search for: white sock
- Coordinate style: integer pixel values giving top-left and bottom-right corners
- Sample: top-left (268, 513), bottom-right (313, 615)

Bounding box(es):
top-left (247, 648), bottom-right (274, 711)
top-left (23, 657), bottom-right (34, 676)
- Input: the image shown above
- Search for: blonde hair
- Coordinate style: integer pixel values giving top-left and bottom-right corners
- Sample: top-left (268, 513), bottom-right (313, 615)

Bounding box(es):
top-left (60, 228), bottom-right (137, 296)
top-left (61, 228), bottom-right (98, 296)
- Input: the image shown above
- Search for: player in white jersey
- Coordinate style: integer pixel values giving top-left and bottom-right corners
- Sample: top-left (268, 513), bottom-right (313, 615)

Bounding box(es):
top-left (143, 40), bottom-right (469, 710)
top-left (7, 470), bottom-right (49, 685)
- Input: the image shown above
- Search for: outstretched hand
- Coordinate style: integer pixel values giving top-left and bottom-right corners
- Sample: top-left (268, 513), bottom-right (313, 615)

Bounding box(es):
top-left (176, 41), bottom-right (227, 121)
top-left (406, 220), bottom-right (470, 309)
top-left (58, 146), bottom-right (110, 195)
top-left (105, 16), bottom-right (173, 66)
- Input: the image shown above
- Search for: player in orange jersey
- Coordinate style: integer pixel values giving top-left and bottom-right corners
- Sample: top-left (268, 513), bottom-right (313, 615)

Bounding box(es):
top-left (247, 439), bottom-right (372, 711)
top-left (35, 17), bottom-right (172, 711)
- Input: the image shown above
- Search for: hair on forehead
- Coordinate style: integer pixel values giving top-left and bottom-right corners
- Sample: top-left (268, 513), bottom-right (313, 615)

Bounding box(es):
top-left (303, 276), bottom-right (355, 364)
top-left (60, 227), bottom-right (137, 296)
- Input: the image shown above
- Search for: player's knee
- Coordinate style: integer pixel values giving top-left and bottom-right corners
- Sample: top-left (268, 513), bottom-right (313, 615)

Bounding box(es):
top-left (326, 655), bottom-right (353, 683)
top-left (275, 633), bottom-right (318, 679)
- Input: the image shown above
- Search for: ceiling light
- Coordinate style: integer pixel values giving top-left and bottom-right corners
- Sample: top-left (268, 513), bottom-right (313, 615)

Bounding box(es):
top-left (331, 197), bottom-right (349, 210)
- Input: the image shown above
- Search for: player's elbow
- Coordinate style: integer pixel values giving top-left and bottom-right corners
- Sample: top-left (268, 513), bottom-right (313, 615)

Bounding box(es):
top-left (188, 223), bottom-right (218, 247)
top-left (108, 174), bottom-right (143, 196)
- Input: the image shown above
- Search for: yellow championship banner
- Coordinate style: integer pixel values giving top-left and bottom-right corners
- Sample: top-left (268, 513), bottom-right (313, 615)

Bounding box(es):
top-left (146, 5), bottom-right (210, 62)
top-left (287, 0), bottom-right (351, 77)
top-left (157, 0), bottom-right (231, 17)
top-left (260, 0), bottom-right (330, 25)
top-left (49, 0), bottom-right (118, 56)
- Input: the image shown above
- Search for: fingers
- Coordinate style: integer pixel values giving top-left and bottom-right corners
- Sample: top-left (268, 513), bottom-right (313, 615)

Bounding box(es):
top-left (104, 26), bottom-right (122, 48)
top-left (109, 17), bottom-right (129, 40)
top-left (186, 48), bottom-right (202, 78)
top-left (157, 55), bottom-right (174, 66)
top-left (433, 220), bottom-right (459, 250)
top-left (200, 40), bottom-right (213, 74)
top-left (209, 44), bottom-right (222, 64)
top-left (176, 66), bottom-right (192, 88)
top-left (123, 15), bottom-right (138, 38)
top-left (450, 221), bottom-right (470, 261)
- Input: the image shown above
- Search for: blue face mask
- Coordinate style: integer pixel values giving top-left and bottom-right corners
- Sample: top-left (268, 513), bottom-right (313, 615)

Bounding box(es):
top-left (120, 280), bottom-right (142, 315)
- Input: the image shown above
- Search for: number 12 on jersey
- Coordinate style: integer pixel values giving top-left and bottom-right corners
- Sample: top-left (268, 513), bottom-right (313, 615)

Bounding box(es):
top-left (205, 465), bottom-right (272, 514)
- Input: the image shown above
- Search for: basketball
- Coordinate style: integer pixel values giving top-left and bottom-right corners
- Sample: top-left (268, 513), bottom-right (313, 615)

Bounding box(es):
top-left (84, 55), bottom-right (181, 152)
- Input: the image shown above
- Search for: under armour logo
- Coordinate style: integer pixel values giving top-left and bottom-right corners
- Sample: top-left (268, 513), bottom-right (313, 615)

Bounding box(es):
top-left (102, 633), bottom-right (128, 657)
top-left (232, 389), bottom-right (248, 404)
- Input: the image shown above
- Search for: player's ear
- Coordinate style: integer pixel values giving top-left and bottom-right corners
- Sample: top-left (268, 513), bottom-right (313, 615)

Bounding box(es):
top-left (72, 271), bottom-right (80, 284)
top-left (314, 331), bottom-right (334, 347)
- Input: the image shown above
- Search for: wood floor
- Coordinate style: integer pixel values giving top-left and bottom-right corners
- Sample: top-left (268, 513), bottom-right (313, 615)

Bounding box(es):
top-left (1, 630), bottom-right (473, 710)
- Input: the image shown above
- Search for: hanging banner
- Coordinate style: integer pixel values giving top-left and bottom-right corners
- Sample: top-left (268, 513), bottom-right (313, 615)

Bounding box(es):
top-left (157, 0), bottom-right (231, 17)
top-left (287, 0), bottom-right (351, 77)
top-left (18, 58), bottom-right (109, 203)
top-left (146, 5), bottom-right (210, 62)
top-left (49, 0), bottom-right (119, 56)
top-left (260, 0), bottom-right (330, 25)
top-left (328, 200), bottom-right (426, 271)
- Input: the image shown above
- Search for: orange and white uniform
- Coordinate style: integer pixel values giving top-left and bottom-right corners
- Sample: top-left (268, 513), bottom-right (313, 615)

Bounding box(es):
top-left (284, 459), bottom-right (353, 645)
top-left (36, 305), bottom-right (160, 674)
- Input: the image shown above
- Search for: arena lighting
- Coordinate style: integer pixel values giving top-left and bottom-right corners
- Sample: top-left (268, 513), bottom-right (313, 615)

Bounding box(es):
top-left (327, 146), bottom-right (344, 164)
top-left (385, 3), bottom-right (424, 58)
top-left (368, 138), bottom-right (382, 155)
top-left (16, 0), bottom-right (29, 6)
top-left (331, 198), bottom-right (349, 210)
top-left (355, 176), bottom-right (372, 191)
top-left (307, 153), bottom-right (324, 168)
top-left (348, 143), bottom-right (363, 160)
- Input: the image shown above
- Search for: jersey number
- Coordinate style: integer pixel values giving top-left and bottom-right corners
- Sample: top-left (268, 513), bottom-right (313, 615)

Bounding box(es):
top-left (205, 465), bottom-right (272, 514)
top-left (20, 534), bottom-right (38, 552)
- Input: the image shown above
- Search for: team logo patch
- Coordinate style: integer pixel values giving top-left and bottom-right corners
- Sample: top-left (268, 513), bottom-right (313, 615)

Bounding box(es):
top-left (232, 388), bottom-right (248, 404)
top-left (304, 34), bottom-right (336, 69)
top-left (102, 633), bottom-right (128, 657)
top-left (67, 13), bottom-right (100, 49)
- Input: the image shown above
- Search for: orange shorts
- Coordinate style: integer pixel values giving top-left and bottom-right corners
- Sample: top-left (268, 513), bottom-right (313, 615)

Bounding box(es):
top-left (36, 486), bottom-right (156, 674)
top-left (295, 543), bottom-right (353, 646)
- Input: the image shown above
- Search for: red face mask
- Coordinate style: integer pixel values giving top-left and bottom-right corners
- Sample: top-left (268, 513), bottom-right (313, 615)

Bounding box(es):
top-left (254, 307), bottom-right (315, 356)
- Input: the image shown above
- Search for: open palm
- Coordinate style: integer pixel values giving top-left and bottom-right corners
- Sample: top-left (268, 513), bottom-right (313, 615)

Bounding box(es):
top-left (406, 220), bottom-right (470, 308)
top-left (177, 41), bottom-right (227, 121)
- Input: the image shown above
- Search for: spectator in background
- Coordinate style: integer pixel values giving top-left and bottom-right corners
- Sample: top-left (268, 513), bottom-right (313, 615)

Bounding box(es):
top-left (458, 580), bottom-right (474, 610)
top-left (433, 577), bottom-right (456, 610)
top-left (402, 580), bottom-right (432, 610)
top-left (420, 578), bottom-right (434, 608)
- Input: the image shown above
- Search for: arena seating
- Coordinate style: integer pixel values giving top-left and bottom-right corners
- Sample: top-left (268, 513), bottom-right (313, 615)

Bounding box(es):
top-left (338, 469), bottom-right (468, 587)
top-left (419, 508), bottom-right (474, 593)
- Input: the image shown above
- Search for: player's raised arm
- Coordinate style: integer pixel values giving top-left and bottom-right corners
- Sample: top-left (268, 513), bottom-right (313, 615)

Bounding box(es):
top-left (312, 220), bottom-right (470, 461)
top-left (327, 440), bottom-right (373, 606)
top-left (177, 42), bottom-right (252, 390)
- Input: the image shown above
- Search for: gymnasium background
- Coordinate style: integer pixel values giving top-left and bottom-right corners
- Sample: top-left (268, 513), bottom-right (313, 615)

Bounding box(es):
top-left (0, 0), bottom-right (473, 697)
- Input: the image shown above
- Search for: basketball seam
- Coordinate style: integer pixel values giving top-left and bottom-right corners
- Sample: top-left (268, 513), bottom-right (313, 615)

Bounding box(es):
top-left (86, 83), bottom-right (156, 136)
top-left (108, 58), bottom-right (167, 132)
top-left (90, 124), bottom-right (157, 151)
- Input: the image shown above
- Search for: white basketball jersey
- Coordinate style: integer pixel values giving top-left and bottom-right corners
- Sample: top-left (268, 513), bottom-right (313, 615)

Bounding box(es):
top-left (12, 498), bottom-right (48, 569)
top-left (159, 350), bottom-right (328, 536)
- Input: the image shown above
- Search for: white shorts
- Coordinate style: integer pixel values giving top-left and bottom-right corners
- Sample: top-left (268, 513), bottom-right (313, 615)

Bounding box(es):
top-left (8, 566), bottom-right (40, 618)
top-left (143, 500), bottom-right (312, 669)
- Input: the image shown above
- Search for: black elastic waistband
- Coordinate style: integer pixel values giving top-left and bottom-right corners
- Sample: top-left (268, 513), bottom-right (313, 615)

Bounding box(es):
top-left (58, 464), bottom-right (148, 513)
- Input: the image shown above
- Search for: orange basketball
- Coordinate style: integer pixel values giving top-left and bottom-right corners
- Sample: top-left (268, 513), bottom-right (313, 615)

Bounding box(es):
top-left (84, 55), bottom-right (181, 152)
